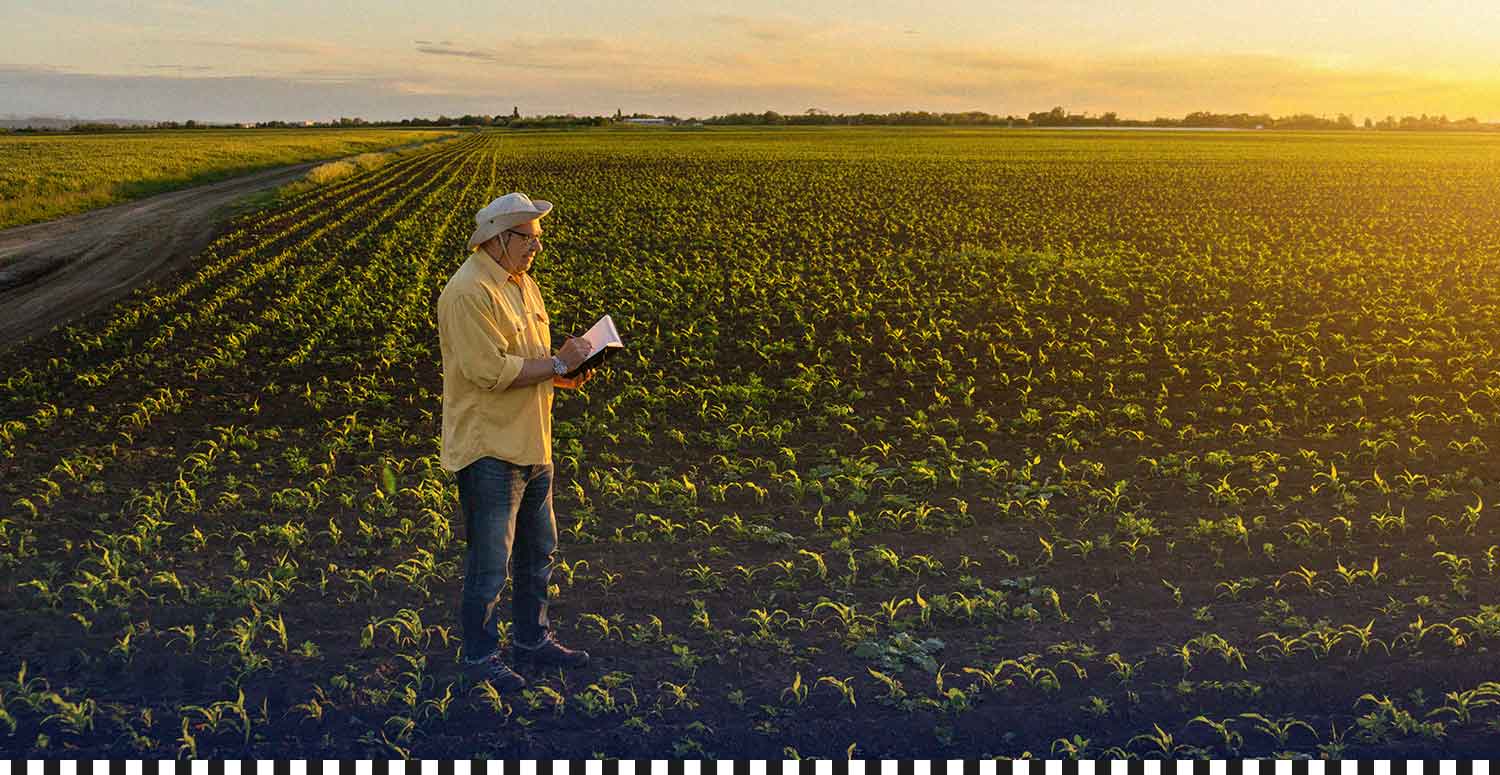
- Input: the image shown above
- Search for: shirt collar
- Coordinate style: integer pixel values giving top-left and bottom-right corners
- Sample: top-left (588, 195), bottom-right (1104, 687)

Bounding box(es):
top-left (474, 248), bottom-right (528, 290)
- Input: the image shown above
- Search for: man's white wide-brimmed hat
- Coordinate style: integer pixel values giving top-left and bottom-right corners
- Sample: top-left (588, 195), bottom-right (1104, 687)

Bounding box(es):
top-left (466, 192), bottom-right (553, 249)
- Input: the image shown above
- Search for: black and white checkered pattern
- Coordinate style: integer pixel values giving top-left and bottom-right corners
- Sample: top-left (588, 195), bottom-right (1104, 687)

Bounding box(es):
top-left (3, 761), bottom-right (1498, 775)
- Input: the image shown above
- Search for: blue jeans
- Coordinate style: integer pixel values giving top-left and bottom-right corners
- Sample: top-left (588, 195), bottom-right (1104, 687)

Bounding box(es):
top-left (457, 457), bottom-right (557, 661)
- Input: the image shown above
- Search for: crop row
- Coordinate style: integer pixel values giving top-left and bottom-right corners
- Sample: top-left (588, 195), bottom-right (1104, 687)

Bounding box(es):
top-left (5, 129), bottom-right (1500, 756)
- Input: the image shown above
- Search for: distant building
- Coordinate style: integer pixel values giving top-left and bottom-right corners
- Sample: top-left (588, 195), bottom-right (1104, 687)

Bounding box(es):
top-left (623, 117), bottom-right (670, 125)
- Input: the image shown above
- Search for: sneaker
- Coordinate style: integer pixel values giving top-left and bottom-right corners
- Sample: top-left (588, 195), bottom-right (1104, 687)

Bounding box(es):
top-left (464, 653), bottom-right (527, 691)
top-left (510, 634), bottom-right (590, 668)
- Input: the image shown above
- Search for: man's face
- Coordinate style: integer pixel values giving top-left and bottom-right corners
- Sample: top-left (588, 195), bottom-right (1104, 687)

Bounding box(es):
top-left (494, 219), bottom-right (543, 274)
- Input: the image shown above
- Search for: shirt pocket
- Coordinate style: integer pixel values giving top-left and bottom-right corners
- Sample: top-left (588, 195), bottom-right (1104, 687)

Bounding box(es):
top-left (498, 314), bottom-right (526, 354)
top-left (531, 309), bottom-right (550, 353)
top-left (484, 288), bottom-right (527, 354)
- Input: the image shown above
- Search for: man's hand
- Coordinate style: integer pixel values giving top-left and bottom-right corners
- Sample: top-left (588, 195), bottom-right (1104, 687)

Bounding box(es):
top-left (553, 369), bottom-right (595, 390)
top-left (556, 336), bottom-right (592, 373)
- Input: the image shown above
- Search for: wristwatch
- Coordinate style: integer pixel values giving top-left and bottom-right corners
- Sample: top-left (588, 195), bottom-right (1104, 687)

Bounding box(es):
top-left (551, 355), bottom-right (568, 376)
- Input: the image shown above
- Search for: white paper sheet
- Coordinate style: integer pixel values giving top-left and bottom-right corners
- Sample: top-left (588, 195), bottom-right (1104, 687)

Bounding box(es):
top-left (579, 314), bottom-right (623, 358)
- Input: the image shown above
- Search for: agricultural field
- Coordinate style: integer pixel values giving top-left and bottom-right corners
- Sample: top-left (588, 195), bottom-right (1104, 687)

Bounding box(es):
top-left (6, 127), bottom-right (1500, 758)
top-left (0, 128), bottom-right (460, 230)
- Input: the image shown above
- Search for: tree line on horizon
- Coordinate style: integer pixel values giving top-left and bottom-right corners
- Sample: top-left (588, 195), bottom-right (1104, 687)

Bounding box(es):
top-left (5, 106), bottom-right (1494, 133)
top-left (701, 107), bottom-right (1495, 131)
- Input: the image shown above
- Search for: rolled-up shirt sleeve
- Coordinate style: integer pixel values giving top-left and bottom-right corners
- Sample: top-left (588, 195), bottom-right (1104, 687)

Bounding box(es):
top-left (439, 292), bottom-right (525, 391)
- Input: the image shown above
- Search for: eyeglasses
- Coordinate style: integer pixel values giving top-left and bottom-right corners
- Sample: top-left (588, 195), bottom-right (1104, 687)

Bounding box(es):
top-left (504, 229), bottom-right (542, 244)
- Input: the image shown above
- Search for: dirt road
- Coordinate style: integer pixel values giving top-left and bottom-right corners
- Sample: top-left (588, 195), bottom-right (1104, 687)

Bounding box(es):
top-left (0, 160), bottom-right (334, 349)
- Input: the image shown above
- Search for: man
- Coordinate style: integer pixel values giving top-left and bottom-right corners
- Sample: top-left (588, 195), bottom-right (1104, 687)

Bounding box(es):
top-left (437, 191), bottom-right (596, 692)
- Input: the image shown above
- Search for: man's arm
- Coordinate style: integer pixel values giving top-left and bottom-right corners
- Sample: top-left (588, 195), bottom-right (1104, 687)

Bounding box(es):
top-left (504, 336), bottom-right (593, 390)
top-left (438, 292), bottom-right (524, 390)
top-left (506, 358), bottom-right (559, 388)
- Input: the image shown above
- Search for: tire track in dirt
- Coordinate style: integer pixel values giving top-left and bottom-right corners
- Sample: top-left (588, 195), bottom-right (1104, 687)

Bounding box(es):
top-left (0, 137), bottom-right (479, 421)
top-left (0, 136), bottom-right (466, 349)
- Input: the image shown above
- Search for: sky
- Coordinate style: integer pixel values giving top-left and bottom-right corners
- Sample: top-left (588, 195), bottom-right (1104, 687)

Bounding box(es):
top-left (3, 1), bottom-right (1500, 123)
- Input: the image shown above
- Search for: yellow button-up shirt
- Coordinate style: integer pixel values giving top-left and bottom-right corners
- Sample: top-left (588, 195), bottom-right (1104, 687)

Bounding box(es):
top-left (437, 250), bottom-right (554, 472)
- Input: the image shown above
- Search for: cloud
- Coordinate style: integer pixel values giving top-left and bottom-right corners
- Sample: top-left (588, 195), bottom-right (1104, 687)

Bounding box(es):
top-left (143, 1), bottom-right (219, 18)
top-left (417, 40), bottom-right (1500, 119)
top-left (389, 80), bottom-right (460, 96)
top-left (698, 13), bottom-right (924, 49)
top-left (285, 68), bottom-right (391, 83)
top-left (704, 13), bottom-right (815, 43)
top-left (0, 65), bottom-right (507, 122)
top-left (1009, 50), bottom-right (1500, 119)
top-left (155, 37), bottom-right (337, 57)
top-left (915, 49), bottom-right (1069, 77)
top-left (689, 43), bottom-right (1500, 119)
top-left (416, 45), bottom-right (498, 62)
top-left (0, 63), bottom-right (76, 74)
top-left (5, 34), bottom-right (1499, 121)
top-left (141, 64), bottom-right (216, 73)
top-left (413, 37), bottom-right (656, 75)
